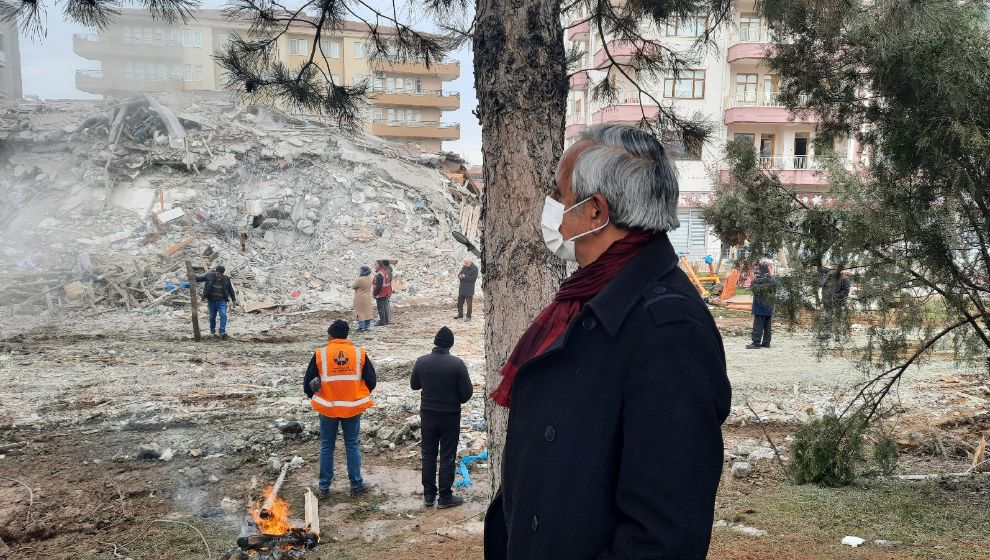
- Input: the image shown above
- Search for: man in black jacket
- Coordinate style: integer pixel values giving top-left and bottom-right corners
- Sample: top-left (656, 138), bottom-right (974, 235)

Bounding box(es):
top-left (411, 326), bottom-right (473, 509)
top-left (455, 258), bottom-right (479, 321)
top-left (194, 266), bottom-right (237, 339)
top-left (484, 124), bottom-right (730, 560)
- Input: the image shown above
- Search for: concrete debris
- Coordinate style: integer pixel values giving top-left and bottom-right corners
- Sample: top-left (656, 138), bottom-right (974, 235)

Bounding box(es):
top-left (0, 93), bottom-right (482, 316)
top-left (715, 520), bottom-right (767, 537)
top-left (730, 461), bottom-right (753, 478)
top-left (748, 447), bottom-right (778, 463)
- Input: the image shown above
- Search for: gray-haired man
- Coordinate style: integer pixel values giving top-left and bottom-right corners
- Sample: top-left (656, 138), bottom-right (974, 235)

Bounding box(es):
top-left (484, 124), bottom-right (731, 560)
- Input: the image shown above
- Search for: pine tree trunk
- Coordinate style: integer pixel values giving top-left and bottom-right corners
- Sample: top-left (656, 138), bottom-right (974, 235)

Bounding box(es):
top-left (474, 0), bottom-right (568, 497)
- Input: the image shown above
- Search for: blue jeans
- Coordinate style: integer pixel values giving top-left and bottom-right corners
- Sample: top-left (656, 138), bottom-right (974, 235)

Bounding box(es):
top-left (358, 320), bottom-right (372, 331)
top-left (207, 300), bottom-right (228, 334)
top-left (319, 414), bottom-right (364, 491)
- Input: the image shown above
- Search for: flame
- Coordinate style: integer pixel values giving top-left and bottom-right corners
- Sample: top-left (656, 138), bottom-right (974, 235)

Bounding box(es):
top-left (252, 485), bottom-right (293, 535)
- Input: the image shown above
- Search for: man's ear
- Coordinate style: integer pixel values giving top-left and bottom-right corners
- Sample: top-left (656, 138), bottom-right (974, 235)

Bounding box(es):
top-left (591, 193), bottom-right (610, 223)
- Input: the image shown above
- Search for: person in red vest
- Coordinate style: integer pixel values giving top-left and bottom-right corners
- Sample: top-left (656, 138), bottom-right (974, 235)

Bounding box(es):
top-left (372, 260), bottom-right (393, 326)
top-left (303, 319), bottom-right (376, 498)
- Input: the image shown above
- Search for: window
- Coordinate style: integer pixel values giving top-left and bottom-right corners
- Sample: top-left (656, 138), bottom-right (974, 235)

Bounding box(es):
top-left (289, 38), bottom-right (308, 56)
top-left (667, 136), bottom-right (703, 160)
top-left (183, 64), bottom-right (203, 82)
top-left (219, 33), bottom-right (234, 48)
top-left (733, 133), bottom-right (755, 146)
top-left (153, 29), bottom-right (165, 46)
top-left (735, 73), bottom-right (757, 103)
top-left (663, 70), bottom-right (705, 99)
top-left (320, 40), bottom-right (341, 58)
top-left (354, 42), bottom-right (366, 59)
top-left (415, 78), bottom-right (422, 93)
top-left (386, 108), bottom-right (396, 122)
top-left (665, 16), bottom-right (706, 37)
top-left (739, 13), bottom-right (764, 42)
top-left (0, 31), bottom-right (6, 67)
top-left (373, 108), bottom-right (383, 121)
top-left (181, 30), bottom-right (202, 48)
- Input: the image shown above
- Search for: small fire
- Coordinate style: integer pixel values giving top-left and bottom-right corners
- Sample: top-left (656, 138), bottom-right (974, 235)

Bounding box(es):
top-left (252, 485), bottom-right (292, 535)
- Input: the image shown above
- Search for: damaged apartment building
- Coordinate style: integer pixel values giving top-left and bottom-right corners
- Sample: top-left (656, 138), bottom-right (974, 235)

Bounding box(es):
top-left (72, 9), bottom-right (461, 153)
top-left (0, 94), bottom-right (481, 316)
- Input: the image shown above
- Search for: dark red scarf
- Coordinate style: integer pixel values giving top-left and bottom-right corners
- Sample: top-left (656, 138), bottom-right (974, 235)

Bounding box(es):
top-left (490, 230), bottom-right (658, 407)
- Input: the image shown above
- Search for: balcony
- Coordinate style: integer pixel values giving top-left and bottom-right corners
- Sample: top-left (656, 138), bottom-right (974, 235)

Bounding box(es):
top-left (370, 120), bottom-right (460, 140)
top-left (75, 70), bottom-right (185, 94)
top-left (73, 33), bottom-right (184, 61)
top-left (566, 113), bottom-right (587, 138)
top-left (567, 20), bottom-right (590, 41)
top-left (569, 71), bottom-right (589, 89)
top-left (373, 58), bottom-right (460, 80)
top-left (590, 90), bottom-right (659, 124)
top-left (370, 87), bottom-right (460, 110)
top-left (592, 41), bottom-right (639, 68)
top-left (719, 155), bottom-right (849, 188)
top-left (723, 92), bottom-right (817, 125)
top-left (728, 27), bottom-right (774, 62)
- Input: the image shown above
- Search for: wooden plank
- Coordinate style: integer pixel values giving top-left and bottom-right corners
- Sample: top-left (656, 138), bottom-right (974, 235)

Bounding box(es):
top-left (259, 462), bottom-right (290, 518)
top-left (304, 487), bottom-right (320, 540)
top-left (184, 259), bottom-right (201, 341)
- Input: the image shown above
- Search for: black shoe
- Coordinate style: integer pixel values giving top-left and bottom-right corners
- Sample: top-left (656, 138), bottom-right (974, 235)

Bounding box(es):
top-left (745, 343), bottom-right (762, 349)
top-left (761, 343), bottom-right (771, 348)
top-left (220, 333), bottom-right (229, 340)
top-left (454, 316), bottom-right (463, 320)
top-left (424, 494), bottom-right (436, 507)
top-left (350, 483), bottom-right (374, 496)
top-left (464, 317), bottom-right (472, 321)
top-left (317, 487), bottom-right (330, 499)
top-left (437, 495), bottom-right (464, 509)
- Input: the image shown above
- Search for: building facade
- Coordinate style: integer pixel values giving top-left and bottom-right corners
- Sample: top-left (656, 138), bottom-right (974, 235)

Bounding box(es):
top-left (72, 10), bottom-right (460, 151)
top-left (565, 0), bottom-right (858, 260)
top-left (0, 20), bottom-right (23, 100)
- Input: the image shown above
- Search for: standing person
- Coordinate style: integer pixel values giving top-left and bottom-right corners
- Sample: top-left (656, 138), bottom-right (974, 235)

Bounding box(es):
top-left (372, 260), bottom-right (392, 326)
top-left (455, 258), bottom-right (479, 321)
top-left (748, 260), bottom-right (776, 349)
top-left (411, 326), bottom-right (473, 509)
top-left (484, 124), bottom-right (731, 560)
top-left (351, 266), bottom-right (375, 331)
top-left (303, 320), bottom-right (375, 497)
top-left (194, 266), bottom-right (237, 339)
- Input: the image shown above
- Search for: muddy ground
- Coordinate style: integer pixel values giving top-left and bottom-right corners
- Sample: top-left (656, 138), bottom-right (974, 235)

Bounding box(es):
top-left (1, 304), bottom-right (988, 559)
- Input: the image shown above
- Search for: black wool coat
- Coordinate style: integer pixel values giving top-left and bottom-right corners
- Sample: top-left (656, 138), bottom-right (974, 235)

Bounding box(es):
top-left (484, 233), bottom-right (731, 560)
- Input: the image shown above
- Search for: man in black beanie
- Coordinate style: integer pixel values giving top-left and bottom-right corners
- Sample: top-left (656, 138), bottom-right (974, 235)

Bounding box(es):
top-left (411, 326), bottom-right (473, 508)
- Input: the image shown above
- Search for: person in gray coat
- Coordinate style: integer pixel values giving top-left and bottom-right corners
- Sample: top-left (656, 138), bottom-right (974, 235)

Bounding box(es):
top-left (455, 258), bottom-right (479, 321)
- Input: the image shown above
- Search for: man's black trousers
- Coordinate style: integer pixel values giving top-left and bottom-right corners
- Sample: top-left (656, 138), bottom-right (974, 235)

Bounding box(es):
top-left (420, 410), bottom-right (460, 499)
top-left (457, 295), bottom-right (473, 318)
top-left (752, 314), bottom-right (772, 346)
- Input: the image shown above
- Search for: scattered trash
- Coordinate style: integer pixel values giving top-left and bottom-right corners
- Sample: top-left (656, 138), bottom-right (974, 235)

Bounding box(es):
top-left (841, 536), bottom-right (866, 547)
top-left (454, 449), bottom-right (489, 489)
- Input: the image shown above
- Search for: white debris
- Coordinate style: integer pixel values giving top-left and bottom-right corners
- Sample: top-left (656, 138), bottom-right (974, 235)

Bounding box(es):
top-left (841, 536), bottom-right (866, 547)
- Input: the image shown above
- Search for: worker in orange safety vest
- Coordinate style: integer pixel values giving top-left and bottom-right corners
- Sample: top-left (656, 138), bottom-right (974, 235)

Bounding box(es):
top-left (303, 319), bottom-right (376, 498)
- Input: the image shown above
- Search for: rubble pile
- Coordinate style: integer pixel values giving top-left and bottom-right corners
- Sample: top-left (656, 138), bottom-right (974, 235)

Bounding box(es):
top-left (0, 93), bottom-right (481, 316)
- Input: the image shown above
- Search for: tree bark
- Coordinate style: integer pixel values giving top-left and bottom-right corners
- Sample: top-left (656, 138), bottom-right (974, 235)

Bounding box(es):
top-left (474, 0), bottom-right (568, 497)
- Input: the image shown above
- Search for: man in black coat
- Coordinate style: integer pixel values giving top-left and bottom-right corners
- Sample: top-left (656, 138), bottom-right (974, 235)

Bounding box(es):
top-left (484, 124), bottom-right (731, 560)
top-left (411, 326), bottom-right (473, 508)
top-left (455, 258), bottom-right (479, 321)
top-left (194, 266), bottom-right (237, 339)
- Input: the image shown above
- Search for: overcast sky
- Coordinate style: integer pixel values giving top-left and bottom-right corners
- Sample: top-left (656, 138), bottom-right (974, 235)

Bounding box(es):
top-left (18, 2), bottom-right (482, 164)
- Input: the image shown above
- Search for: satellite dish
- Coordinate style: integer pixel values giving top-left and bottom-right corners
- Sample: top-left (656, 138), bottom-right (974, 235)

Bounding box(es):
top-left (452, 231), bottom-right (481, 257)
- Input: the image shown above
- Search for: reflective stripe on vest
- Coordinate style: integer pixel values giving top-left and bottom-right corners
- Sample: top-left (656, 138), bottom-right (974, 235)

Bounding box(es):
top-left (311, 340), bottom-right (373, 418)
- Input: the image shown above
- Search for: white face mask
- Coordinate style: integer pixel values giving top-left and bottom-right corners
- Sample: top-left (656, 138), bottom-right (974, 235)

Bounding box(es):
top-left (541, 196), bottom-right (610, 262)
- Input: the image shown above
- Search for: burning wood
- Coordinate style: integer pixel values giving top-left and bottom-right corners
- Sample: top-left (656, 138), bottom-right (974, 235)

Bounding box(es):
top-left (219, 472), bottom-right (322, 559)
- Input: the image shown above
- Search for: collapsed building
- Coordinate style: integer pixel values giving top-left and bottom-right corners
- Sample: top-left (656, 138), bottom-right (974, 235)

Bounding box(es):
top-left (0, 93), bottom-right (482, 316)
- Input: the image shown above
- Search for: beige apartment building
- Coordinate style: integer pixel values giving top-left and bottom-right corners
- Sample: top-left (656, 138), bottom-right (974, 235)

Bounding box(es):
top-left (73, 9), bottom-right (460, 151)
top-left (0, 20), bottom-right (22, 100)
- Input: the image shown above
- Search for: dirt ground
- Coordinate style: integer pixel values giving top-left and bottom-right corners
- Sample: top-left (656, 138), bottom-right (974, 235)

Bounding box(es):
top-left (1, 304), bottom-right (988, 559)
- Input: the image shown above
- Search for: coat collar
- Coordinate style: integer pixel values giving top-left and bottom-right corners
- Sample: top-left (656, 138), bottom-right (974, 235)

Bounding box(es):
top-left (432, 347), bottom-right (451, 354)
top-left (584, 233), bottom-right (680, 338)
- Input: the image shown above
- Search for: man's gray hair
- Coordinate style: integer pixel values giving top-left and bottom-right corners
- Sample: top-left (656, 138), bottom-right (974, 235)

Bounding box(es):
top-left (572, 124), bottom-right (679, 233)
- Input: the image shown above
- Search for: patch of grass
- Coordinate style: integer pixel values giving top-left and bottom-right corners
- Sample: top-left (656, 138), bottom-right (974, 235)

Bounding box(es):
top-left (718, 478), bottom-right (990, 558)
